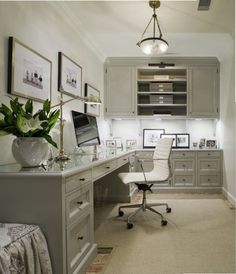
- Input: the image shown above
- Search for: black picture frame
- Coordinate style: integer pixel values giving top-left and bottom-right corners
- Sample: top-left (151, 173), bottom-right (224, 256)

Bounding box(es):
top-left (8, 36), bottom-right (52, 102)
top-left (143, 129), bottom-right (165, 148)
top-left (160, 134), bottom-right (177, 148)
top-left (58, 52), bottom-right (82, 97)
top-left (176, 133), bottom-right (190, 148)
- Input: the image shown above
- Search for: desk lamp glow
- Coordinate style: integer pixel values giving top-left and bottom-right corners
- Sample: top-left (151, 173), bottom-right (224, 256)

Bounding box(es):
top-left (53, 86), bottom-right (101, 162)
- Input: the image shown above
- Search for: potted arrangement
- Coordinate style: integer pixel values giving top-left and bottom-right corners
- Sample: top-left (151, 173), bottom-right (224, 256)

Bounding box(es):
top-left (0, 97), bottom-right (60, 167)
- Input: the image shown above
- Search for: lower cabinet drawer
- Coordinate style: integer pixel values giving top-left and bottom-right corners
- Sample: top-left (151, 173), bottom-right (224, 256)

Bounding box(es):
top-left (66, 169), bottom-right (92, 193)
top-left (198, 174), bottom-right (221, 186)
top-left (173, 159), bottom-right (195, 171)
top-left (93, 160), bottom-right (117, 179)
top-left (173, 174), bottom-right (195, 186)
top-left (117, 155), bottom-right (129, 167)
top-left (198, 159), bottom-right (220, 172)
top-left (67, 212), bottom-right (93, 274)
top-left (172, 151), bottom-right (195, 159)
top-left (66, 183), bottom-right (93, 226)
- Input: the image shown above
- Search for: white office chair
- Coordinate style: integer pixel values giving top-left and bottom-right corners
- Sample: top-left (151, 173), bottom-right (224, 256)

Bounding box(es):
top-left (118, 138), bottom-right (173, 229)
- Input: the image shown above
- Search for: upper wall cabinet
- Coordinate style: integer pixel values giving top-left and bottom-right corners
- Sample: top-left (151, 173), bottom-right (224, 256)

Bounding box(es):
top-left (188, 66), bottom-right (219, 118)
top-left (105, 66), bottom-right (135, 117)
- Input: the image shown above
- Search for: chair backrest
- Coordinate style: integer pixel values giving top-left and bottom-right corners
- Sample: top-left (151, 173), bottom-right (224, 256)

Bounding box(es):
top-left (152, 138), bottom-right (173, 181)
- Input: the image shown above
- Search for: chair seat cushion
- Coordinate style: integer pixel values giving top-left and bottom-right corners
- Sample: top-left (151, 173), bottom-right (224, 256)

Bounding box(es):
top-left (118, 171), bottom-right (168, 185)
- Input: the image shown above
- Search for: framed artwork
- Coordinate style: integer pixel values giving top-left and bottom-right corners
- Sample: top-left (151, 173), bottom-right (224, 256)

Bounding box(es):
top-left (85, 83), bottom-right (100, 116)
top-left (106, 140), bottom-right (116, 148)
top-left (8, 37), bottom-right (52, 102)
top-left (113, 137), bottom-right (122, 149)
top-left (143, 129), bottom-right (165, 148)
top-left (176, 134), bottom-right (190, 148)
top-left (58, 52), bottom-right (82, 97)
top-left (206, 140), bottom-right (216, 148)
top-left (126, 139), bottom-right (137, 150)
top-left (160, 134), bottom-right (177, 148)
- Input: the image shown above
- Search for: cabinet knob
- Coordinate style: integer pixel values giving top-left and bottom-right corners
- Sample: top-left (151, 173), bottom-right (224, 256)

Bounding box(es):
top-left (182, 178), bottom-right (186, 182)
top-left (76, 201), bottom-right (83, 205)
top-left (106, 166), bottom-right (110, 169)
top-left (208, 153), bottom-right (211, 156)
top-left (208, 178), bottom-right (211, 182)
top-left (182, 153), bottom-right (186, 156)
top-left (79, 178), bottom-right (85, 181)
top-left (182, 164), bottom-right (186, 168)
top-left (123, 159), bottom-right (127, 161)
top-left (77, 236), bottom-right (84, 240)
top-left (208, 164), bottom-right (211, 167)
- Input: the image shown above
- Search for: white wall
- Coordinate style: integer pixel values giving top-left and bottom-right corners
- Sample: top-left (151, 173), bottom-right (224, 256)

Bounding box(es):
top-left (218, 37), bottom-right (236, 203)
top-left (0, 2), bottom-right (109, 165)
top-left (110, 118), bottom-right (218, 149)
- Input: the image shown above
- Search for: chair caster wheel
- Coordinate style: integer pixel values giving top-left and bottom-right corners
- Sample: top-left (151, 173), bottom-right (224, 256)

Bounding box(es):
top-left (127, 223), bottom-right (133, 229)
top-left (118, 210), bottom-right (124, 217)
top-left (166, 207), bottom-right (171, 213)
top-left (161, 220), bottom-right (168, 226)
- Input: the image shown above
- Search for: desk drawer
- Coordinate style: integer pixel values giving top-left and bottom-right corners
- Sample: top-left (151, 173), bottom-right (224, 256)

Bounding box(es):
top-left (117, 155), bottom-right (129, 167)
top-left (136, 151), bottom-right (153, 159)
top-left (198, 174), bottom-right (221, 186)
top-left (67, 212), bottom-right (92, 274)
top-left (173, 174), bottom-right (195, 187)
top-left (66, 170), bottom-right (92, 193)
top-left (172, 151), bottom-right (195, 159)
top-left (173, 159), bottom-right (195, 171)
top-left (93, 160), bottom-right (117, 179)
top-left (197, 151), bottom-right (221, 158)
top-left (66, 183), bottom-right (93, 226)
top-left (198, 159), bottom-right (220, 172)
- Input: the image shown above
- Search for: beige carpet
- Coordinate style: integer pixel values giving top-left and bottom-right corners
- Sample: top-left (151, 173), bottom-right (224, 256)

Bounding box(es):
top-left (94, 194), bottom-right (236, 274)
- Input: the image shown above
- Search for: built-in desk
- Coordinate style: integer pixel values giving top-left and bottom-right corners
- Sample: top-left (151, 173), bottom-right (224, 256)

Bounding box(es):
top-left (0, 149), bottom-right (135, 274)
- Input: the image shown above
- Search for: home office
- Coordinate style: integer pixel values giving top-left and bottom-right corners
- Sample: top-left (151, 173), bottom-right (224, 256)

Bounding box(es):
top-left (0, 1), bottom-right (235, 274)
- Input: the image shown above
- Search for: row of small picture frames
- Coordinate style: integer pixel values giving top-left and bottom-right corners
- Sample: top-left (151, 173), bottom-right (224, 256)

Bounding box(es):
top-left (7, 37), bottom-right (100, 116)
top-left (143, 129), bottom-right (190, 149)
top-left (106, 138), bottom-right (137, 150)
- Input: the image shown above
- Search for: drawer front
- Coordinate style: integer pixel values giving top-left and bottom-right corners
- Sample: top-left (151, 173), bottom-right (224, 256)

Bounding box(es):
top-left (93, 160), bottom-right (117, 179)
top-left (66, 169), bottom-right (92, 193)
top-left (67, 213), bottom-right (92, 274)
top-left (173, 174), bottom-right (195, 187)
top-left (198, 174), bottom-right (221, 186)
top-left (198, 151), bottom-right (221, 158)
top-left (173, 159), bottom-right (195, 171)
top-left (117, 155), bottom-right (129, 167)
top-left (198, 159), bottom-right (220, 172)
top-left (172, 151), bottom-right (195, 159)
top-left (136, 151), bottom-right (154, 159)
top-left (66, 183), bottom-right (93, 226)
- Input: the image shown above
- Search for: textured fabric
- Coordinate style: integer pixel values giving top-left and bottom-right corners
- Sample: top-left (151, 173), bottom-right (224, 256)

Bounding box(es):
top-left (0, 223), bottom-right (52, 274)
top-left (119, 138), bottom-right (173, 185)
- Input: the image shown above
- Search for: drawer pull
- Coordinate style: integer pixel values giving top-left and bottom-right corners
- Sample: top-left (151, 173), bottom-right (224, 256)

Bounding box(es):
top-left (208, 178), bottom-right (211, 182)
top-left (208, 153), bottom-right (211, 156)
top-left (76, 201), bottom-right (83, 205)
top-left (208, 164), bottom-right (211, 167)
top-left (79, 178), bottom-right (85, 181)
top-left (123, 159), bottom-right (127, 161)
top-left (182, 179), bottom-right (186, 182)
top-left (106, 166), bottom-right (110, 169)
top-left (182, 165), bottom-right (186, 168)
top-left (77, 236), bottom-right (84, 240)
top-left (182, 153), bottom-right (186, 156)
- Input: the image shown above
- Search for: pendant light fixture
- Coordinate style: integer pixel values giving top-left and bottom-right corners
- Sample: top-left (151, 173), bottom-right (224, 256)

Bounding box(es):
top-left (137, 0), bottom-right (168, 55)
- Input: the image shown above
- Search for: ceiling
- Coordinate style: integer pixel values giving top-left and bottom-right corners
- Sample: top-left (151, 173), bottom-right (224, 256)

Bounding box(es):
top-left (57, 0), bottom-right (235, 59)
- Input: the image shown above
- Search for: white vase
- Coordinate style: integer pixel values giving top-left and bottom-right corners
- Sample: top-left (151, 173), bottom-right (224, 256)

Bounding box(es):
top-left (12, 137), bottom-right (49, 167)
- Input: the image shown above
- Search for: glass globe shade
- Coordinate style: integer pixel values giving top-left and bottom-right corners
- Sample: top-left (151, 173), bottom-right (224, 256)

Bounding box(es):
top-left (139, 37), bottom-right (169, 55)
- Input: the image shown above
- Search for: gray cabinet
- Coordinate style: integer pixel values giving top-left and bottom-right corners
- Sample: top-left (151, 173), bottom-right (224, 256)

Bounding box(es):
top-left (105, 66), bottom-right (135, 117)
top-left (188, 66), bottom-right (219, 117)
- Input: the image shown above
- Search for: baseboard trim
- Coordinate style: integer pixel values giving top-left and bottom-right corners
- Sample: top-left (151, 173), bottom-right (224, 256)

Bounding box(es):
top-left (222, 187), bottom-right (236, 207)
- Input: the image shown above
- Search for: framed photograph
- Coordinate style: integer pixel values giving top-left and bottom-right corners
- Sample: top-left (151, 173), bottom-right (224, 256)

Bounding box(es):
top-left (199, 138), bottom-right (206, 149)
top-left (126, 139), bottom-right (137, 150)
top-left (58, 52), bottom-right (82, 97)
top-left (176, 134), bottom-right (190, 148)
top-left (206, 140), bottom-right (216, 149)
top-left (160, 134), bottom-right (177, 148)
top-left (85, 83), bottom-right (100, 116)
top-left (8, 37), bottom-right (52, 102)
top-left (143, 129), bottom-right (165, 148)
top-left (106, 140), bottom-right (116, 148)
top-left (113, 137), bottom-right (122, 149)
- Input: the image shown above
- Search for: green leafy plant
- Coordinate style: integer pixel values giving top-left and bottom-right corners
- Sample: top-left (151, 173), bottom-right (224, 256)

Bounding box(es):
top-left (0, 97), bottom-right (60, 148)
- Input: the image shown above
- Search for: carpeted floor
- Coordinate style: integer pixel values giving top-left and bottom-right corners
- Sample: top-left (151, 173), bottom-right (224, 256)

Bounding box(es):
top-left (93, 194), bottom-right (236, 274)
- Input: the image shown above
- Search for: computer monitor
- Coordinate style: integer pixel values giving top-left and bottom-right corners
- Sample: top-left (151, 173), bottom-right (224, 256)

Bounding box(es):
top-left (71, 110), bottom-right (100, 147)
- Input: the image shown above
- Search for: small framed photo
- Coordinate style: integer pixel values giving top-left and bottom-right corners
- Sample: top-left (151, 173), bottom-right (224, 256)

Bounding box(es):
top-left (199, 138), bottom-right (206, 149)
top-left (126, 139), bottom-right (137, 150)
top-left (206, 140), bottom-right (216, 149)
top-left (58, 52), bottom-right (82, 97)
top-left (8, 37), bottom-right (52, 102)
top-left (106, 140), bottom-right (116, 149)
top-left (113, 137), bottom-right (122, 149)
top-left (143, 129), bottom-right (165, 148)
top-left (176, 134), bottom-right (190, 148)
top-left (160, 134), bottom-right (177, 148)
top-left (85, 83), bottom-right (100, 116)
